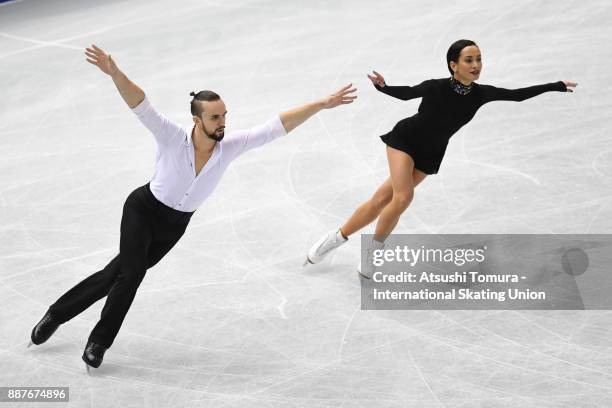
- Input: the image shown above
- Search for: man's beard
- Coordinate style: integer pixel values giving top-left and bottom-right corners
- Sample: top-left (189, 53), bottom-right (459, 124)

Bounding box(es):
top-left (205, 126), bottom-right (225, 142)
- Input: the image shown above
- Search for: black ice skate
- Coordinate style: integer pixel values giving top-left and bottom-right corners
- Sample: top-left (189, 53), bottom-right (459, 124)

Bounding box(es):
top-left (82, 341), bottom-right (107, 372)
top-left (28, 312), bottom-right (60, 347)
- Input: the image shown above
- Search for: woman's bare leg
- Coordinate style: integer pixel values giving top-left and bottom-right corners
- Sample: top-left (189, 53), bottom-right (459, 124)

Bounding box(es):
top-left (340, 178), bottom-right (393, 237)
top-left (340, 158), bottom-right (427, 238)
top-left (304, 147), bottom-right (426, 266)
top-left (373, 147), bottom-right (422, 241)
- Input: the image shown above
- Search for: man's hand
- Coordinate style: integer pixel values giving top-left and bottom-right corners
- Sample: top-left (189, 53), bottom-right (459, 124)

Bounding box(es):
top-left (85, 44), bottom-right (144, 109)
top-left (279, 84), bottom-right (358, 133)
top-left (85, 44), bottom-right (119, 77)
top-left (320, 84), bottom-right (357, 109)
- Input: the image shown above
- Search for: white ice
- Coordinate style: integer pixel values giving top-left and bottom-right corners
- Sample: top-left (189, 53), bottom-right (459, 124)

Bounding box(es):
top-left (1, 0), bottom-right (612, 407)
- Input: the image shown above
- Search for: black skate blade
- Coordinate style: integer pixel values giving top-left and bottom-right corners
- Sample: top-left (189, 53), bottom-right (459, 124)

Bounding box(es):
top-left (357, 270), bottom-right (371, 280)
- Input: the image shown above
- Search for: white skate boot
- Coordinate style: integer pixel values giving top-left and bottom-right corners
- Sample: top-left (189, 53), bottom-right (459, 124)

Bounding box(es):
top-left (304, 228), bottom-right (348, 266)
top-left (357, 238), bottom-right (385, 279)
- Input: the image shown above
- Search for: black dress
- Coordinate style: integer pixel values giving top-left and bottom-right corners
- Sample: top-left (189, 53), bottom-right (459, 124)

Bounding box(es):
top-left (377, 77), bottom-right (567, 174)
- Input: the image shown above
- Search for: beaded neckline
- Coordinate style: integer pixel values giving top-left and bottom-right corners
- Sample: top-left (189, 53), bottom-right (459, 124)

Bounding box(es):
top-left (449, 76), bottom-right (474, 95)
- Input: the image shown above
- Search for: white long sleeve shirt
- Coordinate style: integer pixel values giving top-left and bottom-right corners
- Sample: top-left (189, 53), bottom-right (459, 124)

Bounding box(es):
top-left (131, 96), bottom-right (287, 212)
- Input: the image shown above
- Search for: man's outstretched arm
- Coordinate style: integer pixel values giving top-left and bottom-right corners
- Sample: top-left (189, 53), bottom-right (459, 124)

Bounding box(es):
top-left (224, 84), bottom-right (358, 159)
top-left (279, 84), bottom-right (357, 133)
top-left (85, 44), bottom-right (183, 146)
top-left (85, 44), bottom-right (145, 108)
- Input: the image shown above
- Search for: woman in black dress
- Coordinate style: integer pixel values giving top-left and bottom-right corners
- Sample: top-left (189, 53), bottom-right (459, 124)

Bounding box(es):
top-left (305, 39), bottom-right (577, 278)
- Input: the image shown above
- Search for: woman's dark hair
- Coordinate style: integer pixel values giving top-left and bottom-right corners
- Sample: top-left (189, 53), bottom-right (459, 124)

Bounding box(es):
top-left (190, 90), bottom-right (221, 117)
top-left (446, 39), bottom-right (478, 75)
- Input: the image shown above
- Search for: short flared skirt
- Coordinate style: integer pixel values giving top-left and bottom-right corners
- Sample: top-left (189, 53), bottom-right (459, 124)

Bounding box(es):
top-left (379, 128), bottom-right (449, 175)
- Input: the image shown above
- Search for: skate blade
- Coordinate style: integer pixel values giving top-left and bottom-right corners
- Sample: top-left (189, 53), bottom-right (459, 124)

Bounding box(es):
top-left (85, 364), bottom-right (91, 374)
top-left (357, 270), bottom-right (371, 280)
top-left (27, 341), bottom-right (33, 348)
top-left (302, 256), bottom-right (314, 267)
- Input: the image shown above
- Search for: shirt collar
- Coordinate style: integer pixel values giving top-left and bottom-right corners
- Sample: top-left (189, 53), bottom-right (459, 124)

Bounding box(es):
top-left (449, 76), bottom-right (474, 95)
top-left (185, 126), bottom-right (195, 147)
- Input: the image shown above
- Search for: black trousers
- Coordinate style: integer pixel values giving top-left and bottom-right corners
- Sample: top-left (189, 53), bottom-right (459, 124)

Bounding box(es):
top-left (48, 183), bottom-right (194, 348)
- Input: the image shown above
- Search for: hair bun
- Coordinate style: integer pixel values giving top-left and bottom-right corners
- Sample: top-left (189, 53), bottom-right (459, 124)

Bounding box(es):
top-left (190, 91), bottom-right (196, 97)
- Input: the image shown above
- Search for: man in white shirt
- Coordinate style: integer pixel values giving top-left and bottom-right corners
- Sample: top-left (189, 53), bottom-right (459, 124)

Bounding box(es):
top-left (29, 44), bottom-right (357, 371)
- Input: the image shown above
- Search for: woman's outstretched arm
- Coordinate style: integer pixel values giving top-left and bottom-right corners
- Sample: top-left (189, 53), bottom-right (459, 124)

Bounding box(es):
top-left (368, 70), bottom-right (435, 101)
top-left (481, 80), bottom-right (577, 103)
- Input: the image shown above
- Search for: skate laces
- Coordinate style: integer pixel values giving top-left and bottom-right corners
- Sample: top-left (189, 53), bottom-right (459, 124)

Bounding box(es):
top-left (86, 342), bottom-right (105, 354)
top-left (37, 313), bottom-right (55, 332)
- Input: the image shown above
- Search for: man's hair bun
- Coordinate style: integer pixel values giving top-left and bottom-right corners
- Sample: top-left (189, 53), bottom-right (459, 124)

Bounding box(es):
top-left (189, 90), bottom-right (221, 116)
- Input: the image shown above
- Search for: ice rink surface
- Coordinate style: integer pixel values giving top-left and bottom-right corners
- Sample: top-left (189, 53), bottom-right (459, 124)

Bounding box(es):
top-left (1, 0), bottom-right (612, 406)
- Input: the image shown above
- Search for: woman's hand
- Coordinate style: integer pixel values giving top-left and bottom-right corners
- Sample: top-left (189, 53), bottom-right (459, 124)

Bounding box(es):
top-left (562, 80), bottom-right (578, 92)
top-left (85, 44), bottom-right (119, 77)
top-left (367, 70), bottom-right (386, 87)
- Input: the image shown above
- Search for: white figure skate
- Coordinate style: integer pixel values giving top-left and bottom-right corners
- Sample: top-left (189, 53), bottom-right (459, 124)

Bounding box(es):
top-left (304, 228), bottom-right (348, 266)
top-left (357, 238), bottom-right (385, 279)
